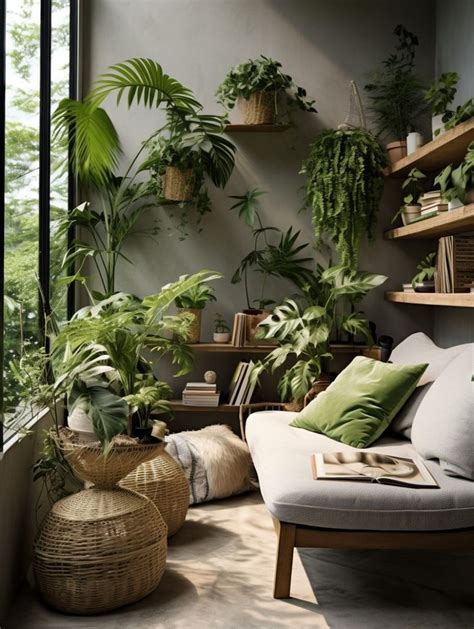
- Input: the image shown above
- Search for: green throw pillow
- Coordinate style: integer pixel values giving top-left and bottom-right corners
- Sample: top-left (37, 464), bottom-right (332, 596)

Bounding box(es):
top-left (290, 356), bottom-right (428, 448)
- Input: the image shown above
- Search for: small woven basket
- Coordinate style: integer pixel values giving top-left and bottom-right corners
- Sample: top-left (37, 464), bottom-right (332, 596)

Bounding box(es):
top-left (34, 488), bottom-right (167, 614)
top-left (163, 166), bottom-right (195, 201)
top-left (177, 307), bottom-right (202, 344)
top-left (241, 90), bottom-right (276, 125)
top-left (121, 448), bottom-right (189, 537)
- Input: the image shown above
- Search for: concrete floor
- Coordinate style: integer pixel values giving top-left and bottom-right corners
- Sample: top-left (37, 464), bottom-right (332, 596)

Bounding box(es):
top-left (5, 492), bottom-right (474, 629)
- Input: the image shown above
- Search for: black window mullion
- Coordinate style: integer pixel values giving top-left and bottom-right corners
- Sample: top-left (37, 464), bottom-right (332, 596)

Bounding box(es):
top-left (1, 0), bottom-right (6, 448)
top-left (67, 0), bottom-right (78, 319)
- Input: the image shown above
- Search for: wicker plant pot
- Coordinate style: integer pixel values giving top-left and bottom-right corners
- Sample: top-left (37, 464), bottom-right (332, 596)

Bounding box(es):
top-left (178, 307), bottom-right (202, 344)
top-left (163, 166), bottom-right (195, 201)
top-left (243, 309), bottom-right (271, 344)
top-left (121, 448), bottom-right (189, 537)
top-left (241, 90), bottom-right (276, 125)
top-left (34, 488), bottom-right (167, 614)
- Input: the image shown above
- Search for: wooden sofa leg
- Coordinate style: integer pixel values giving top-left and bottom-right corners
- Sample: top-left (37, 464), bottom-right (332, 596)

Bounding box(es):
top-left (273, 521), bottom-right (296, 599)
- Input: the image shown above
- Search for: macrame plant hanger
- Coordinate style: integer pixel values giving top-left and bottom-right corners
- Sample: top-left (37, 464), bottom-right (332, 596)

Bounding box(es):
top-left (338, 80), bottom-right (367, 131)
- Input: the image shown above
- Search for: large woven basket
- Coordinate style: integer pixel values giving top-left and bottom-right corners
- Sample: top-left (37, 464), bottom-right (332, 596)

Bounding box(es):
top-left (241, 90), bottom-right (276, 124)
top-left (163, 166), bottom-right (195, 201)
top-left (177, 307), bottom-right (202, 344)
top-left (34, 488), bottom-right (167, 614)
top-left (121, 448), bottom-right (189, 536)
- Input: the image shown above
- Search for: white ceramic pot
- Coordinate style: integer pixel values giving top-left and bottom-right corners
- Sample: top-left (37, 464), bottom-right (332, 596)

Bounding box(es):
top-left (448, 198), bottom-right (464, 210)
top-left (406, 132), bottom-right (423, 155)
top-left (68, 406), bottom-right (97, 443)
top-left (432, 114), bottom-right (446, 138)
top-left (213, 332), bottom-right (231, 343)
top-left (402, 205), bottom-right (421, 225)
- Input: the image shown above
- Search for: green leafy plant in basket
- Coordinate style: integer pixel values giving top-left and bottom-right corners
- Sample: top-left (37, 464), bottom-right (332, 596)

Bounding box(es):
top-left (251, 265), bottom-right (387, 403)
top-left (435, 142), bottom-right (474, 204)
top-left (301, 128), bottom-right (386, 268)
top-left (216, 55), bottom-right (316, 124)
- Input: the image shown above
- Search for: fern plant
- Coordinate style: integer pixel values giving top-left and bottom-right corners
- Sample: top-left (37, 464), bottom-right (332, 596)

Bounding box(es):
top-left (301, 129), bottom-right (386, 268)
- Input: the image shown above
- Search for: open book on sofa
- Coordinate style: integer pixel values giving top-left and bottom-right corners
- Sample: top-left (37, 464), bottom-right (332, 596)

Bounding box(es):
top-left (311, 452), bottom-right (439, 488)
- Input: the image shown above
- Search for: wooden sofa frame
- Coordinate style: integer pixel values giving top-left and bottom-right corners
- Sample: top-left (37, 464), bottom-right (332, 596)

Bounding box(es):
top-left (239, 403), bottom-right (474, 599)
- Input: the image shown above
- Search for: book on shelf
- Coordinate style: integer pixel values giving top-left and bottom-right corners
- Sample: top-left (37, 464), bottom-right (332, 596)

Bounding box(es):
top-left (421, 203), bottom-right (448, 215)
top-left (435, 235), bottom-right (474, 293)
top-left (411, 210), bottom-right (437, 222)
top-left (185, 382), bottom-right (217, 391)
top-left (182, 382), bottom-right (220, 407)
top-left (228, 361), bottom-right (258, 406)
top-left (403, 281), bottom-right (434, 293)
top-left (420, 190), bottom-right (445, 204)
top-left (311, 452), bottom-right (439, 488)
top-left (231, 313), bottom-right (247, 347)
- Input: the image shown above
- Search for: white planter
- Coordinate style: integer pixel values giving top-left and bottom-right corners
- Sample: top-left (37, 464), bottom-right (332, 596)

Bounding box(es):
top-left (448, 198), bottom-right (464, 210)
top-left (432, 114), bottom-right (446, 138)
top-left (402, 205), bottom-right (421, 225)
top-left (213, 332), bottom-right (231, 343)
top-left (406, 132), bottom-right (423, 155)
top-left (68, 406), bottom-right (97, 443)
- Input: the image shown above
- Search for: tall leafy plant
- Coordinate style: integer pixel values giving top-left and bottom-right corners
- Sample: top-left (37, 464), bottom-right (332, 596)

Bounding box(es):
top-left (301, 129), bottom-right (386, 268)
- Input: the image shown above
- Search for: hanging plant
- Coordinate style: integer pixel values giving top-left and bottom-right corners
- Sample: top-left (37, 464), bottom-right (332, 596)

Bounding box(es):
top-left (301, 128), bottom-right (386, 268)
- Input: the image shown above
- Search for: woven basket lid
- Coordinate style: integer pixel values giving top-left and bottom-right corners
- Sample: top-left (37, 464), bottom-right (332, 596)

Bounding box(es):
top-left (50, 488), bottom-right (148, 522)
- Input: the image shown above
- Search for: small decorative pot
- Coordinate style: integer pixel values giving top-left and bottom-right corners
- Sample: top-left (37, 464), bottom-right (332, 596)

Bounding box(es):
top-left (213, 332), bottom-right (231, 343)
top-left (163, 166), bottom-right (195, 201)
top-left (178, 307), bottom-right (202, 344)
top-left (432, 114), bottom-right (446, 138)
top-left (402, 204), bottom-right (421, 225)
top-left (406, 131), bottom-right (423, 155)
top-left (67, 406), bottom-right (96, 443)
top-left (240, 90), bottom-right (276, 125)
top-left (386, 140), bottom-right (407, 164)
top-left (448, 198), bottom-right (464, 211)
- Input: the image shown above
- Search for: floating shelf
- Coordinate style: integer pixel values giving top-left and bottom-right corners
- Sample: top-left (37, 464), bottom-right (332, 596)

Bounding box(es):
top-left (384, 204), bottom-right (474, 240)
top-left (169, 401), bottom-right (242, 413)
top-left (189, 342), bottom-right (380, 357)
top-left (386, 118), bottom-right (474, 177)
top-left (224, 123), bottom-right (290, 133)
top-left (385, 291), bottom-right (474, 307)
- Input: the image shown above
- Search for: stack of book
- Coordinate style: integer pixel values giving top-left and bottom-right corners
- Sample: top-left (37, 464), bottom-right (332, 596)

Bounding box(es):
top-left (435, 236), bottom-right (474, 293)
top-left (230, 313), bottom-right (247, 347)
top-left (182, 382), bottom-right (220, 407)
top-left (228, 361), bottom-right (258, 406)
top-left (402, 281), bottom-right (434, 293)
top-left (418, 191), bottom-right (448, 219)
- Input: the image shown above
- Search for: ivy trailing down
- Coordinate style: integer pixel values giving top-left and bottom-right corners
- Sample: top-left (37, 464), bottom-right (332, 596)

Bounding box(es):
top-left (301, 128), bottom-right (386, 267)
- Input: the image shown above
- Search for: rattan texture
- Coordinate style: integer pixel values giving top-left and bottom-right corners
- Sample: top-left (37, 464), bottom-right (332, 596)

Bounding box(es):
top-left (163, 166), bottom-right (195, 201)
top-left (34, 488), bottom-right (168, 614)
top-left (177, 307), bottom-right (201, 344)
top-left (242, 90), bottom-right (276, 124)
top-left (121, 449), bottom-right (189, 536)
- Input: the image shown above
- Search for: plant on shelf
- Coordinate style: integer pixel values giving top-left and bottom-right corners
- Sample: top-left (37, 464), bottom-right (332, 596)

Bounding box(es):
top-left (216, 55), bottom-right (316, 125)
top-left (424, 72), bottom-right (459, 137)
top-left (301, 128), bottom-right (386, 268)
top-left (364, 24), bottom-right (426, 163)
top-left (174, 276), bottom-right (220, 343)
top-left (229, 189), bottom-right (314, 311)
top-left (435, 142), bottom-right (474, 205)
top-left (213, 313), bottom-right (231, 344)
top-left (444, 97), bottom-right (474, 131)
top-left (411, 252), bottom-right (436, 292)
top-left (251, 265), bottom-right (387, 405)
top-left (392, 167), bottom-right (427, 225)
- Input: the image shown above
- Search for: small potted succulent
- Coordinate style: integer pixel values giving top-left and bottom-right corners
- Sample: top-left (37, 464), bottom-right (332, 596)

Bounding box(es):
top-left (394, 167), bottom-right (426, 225)
top-left (213, 313), bottom-right (231, 343)
top-left (424, 72), bottom-right (459, 138)
top-left (175, 280), bottom-right (219, 343)
top-left (435, 142), bottom-right (474, 209)
top-left (216, 55), bottom-right (316, 125)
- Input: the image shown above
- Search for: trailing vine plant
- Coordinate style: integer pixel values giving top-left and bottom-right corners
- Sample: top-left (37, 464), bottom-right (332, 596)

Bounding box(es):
top-left (301, 128), bottom-right (386, 268)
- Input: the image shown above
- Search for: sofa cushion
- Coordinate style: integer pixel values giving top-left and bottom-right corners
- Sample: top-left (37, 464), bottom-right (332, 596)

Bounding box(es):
top-left (411, 348), bottom-right (474, 481)
top-left (246, 411), bottom-right (474, 531)
top-left (390, 383), bottom-right (433, 440)
top-left (290, 356), bottom-right (427, 448)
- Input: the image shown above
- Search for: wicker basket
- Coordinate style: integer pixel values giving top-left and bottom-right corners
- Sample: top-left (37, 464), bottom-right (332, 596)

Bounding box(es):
top-left (241, 90), bottom-right (276, 125)
top-left (121, 448), bottom-right (189, 536)
top-left (163, 166), bottom-right (195, 201)
top-left (34, 488), bottom-right (167, 614)
top-left (177, 307), bottom-right (202, 344)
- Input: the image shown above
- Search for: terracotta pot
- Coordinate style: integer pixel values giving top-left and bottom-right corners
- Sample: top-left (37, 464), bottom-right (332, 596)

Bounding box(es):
top-left (242, 309), bottom-right (271, 344)
top-left (163, 167), bottom-right (195, 201)
top-left (178, 308), bottom-right (202, 344)
top-left (386, 140), bottom-right (407, 165)
top-left (402, 204), bottom-right (421, 225)
top-left (240, 90), bottom-right (276, 125)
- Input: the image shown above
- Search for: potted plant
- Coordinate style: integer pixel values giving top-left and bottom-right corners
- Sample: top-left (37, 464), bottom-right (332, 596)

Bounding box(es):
top-left (435, 142), bottom-right (474, 208)
top-left (365, 25), bottom-right (426, 164)
top-left (213, 313), bottom-right (231, 343)
top-left (216, 55), bottom-right (316, 125)
top-left (424, 72), bottom-right (459, 138)
top-left (301, 128), bottom-right (386, 268)
top-left (411, 252), bottom-right (436, 292)
top-left (174, 277), bottom-right (220, 343)
top-left (251, 265), bottom-right (387, 408)
top-left (444, 97), bottom-right (474, 132)
top-left (124, 381), bottom-right (173, 441)
top-left (393, 167), bottom-right (427, 225)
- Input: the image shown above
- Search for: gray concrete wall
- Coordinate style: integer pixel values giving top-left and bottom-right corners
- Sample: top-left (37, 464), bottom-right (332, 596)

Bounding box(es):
top-left (434, 0), bottom-right (474, 347)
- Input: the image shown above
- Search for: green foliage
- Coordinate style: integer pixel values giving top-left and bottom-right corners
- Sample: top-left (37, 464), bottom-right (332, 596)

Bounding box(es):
top-left (301, 128), bottom-right (386, 268)
top-left (401, 168), bottom-right (426, 205)
top-left (175, 281), bottom-right (217, 309)
top-left (214, 313), bottom-right (230, 333)
top-left (123, 382), bottom-right (172, 428)
top-left (411, 252), bottom-right (436, 289)
top-left (229, 190), bottom-right (314, 309)
top-left (424, 72), bottom-right (459, 116)
top-left (435, 142), bottom-right (474, 202)
top-left (365, 24), bottom-right (426, 141)
top-left (216, 55), bottom-right (316, 114)
top-left (252, 265), bottom-right (387, 401)
top-left (444, 98), bottom-right (474, 130)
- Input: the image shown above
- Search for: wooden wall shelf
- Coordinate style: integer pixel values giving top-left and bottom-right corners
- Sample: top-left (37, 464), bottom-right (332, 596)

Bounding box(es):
top-left (386, 118), bottom-right (474, 177)
top-left (385, 291), bottom-right (474, 307)
top-left (190, 343), bottom-right (380, 357)
top-left (384, 204), bottom-right (474, 240)
top-left (169, 401), bottom-right (241, 413)
top-left (224, 124), bottom-right (290, 133)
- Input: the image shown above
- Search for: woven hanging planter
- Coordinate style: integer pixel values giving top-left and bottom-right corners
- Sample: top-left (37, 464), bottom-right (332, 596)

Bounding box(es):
top-left (241, 90), bottom-right (276, 125)
top-left (177, 307), bottom-right (202, 344)
top-left (163, 166), bottom-right (195, 201)
top-left (121, 448), bottom-right (189, 537)
top-left (34, 488), bottom-right (167, 614)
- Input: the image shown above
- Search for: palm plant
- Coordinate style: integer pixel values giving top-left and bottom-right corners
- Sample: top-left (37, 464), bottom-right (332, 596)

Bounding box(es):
top-left (251, 265), bottom-right (387, 401)
top-left (174, 282), bottom-right (217, 310)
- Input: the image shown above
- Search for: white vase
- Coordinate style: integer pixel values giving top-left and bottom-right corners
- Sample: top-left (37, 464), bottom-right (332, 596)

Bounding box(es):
top-left (406, 132), bottom-right (423, 155)
top-left (68, 406), bottom-right (97, 442)
top-left (432, 114), bottom-right (446, 138)
top-left (213, 332), bottom-right (231, 343)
